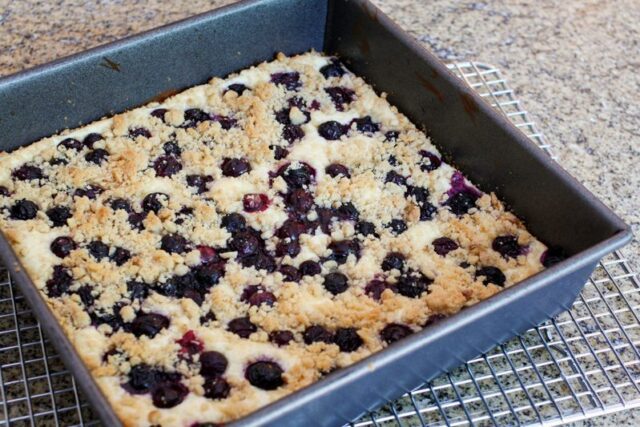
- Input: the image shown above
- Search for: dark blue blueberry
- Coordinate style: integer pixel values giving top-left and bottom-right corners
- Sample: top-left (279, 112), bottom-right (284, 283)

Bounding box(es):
top-left (128, 212), bottom-right (147, 230)
top-left (475, 266), bottom-right (506, 286)
top-left (12, 164), bottom-right (44, 181)
top-left (276, 240), bottom-right (301, 258)
top-left (382, 252), bottom-right (405, 271)
top-left (153, 155), bottom-right (182, 177)
top-left (245, 361), bottom-right (284, 390)
top-left (380, 323), bottom-right (413, 344)
top-left (85, 149), bottom-right (109, 165)
top-left (0, 186), bottom-right (9, 196)
top-left (221, 213), bottom-right (246, 234)
top-left (356, 221), bottom-right (377, 237)
top-left (88, 241), bottom-right (110, 260)
top-left (432, 237), bottom-right (458, 256)
top-left (278, 265), bottom-right (300, 282)
top-left (203, 377), bottom-right (230, 400)
top-left (240, 251), bottom-right (276, 272)
top-left (325, 87), bottom-right (355, 111)
top-left (335, 202), bottom-right (359, 221)
top-left (405, 186), bottom-right (430, 205)
top-left (303, 325), bottom-right (333, 344)
top-left (318, 121), bottom-right (346, 140)
top-left (419, 150), bottom-right (442, 172)
top-left (492, 235), bottom-right (525, 259)
top-left (388, 155), bottom-right (399, 166)
top-left (127, 280), bottom-right (149, 301)
top-left (386, 219), bottom-right (407, 235)
top-left (50, 236), bottom-right (76, 258)
top-left (228, 230), bottom-right (261, 257)
top-left (45, 265), bottom-right (73, 297)
top-left (163, 141), bottom-right (181, 156)
top-left (151, 381), bottom-right (188, 408)
top-left (314, 207), bottom-right (334, 234)
top-left (186, 174), bottom-right (213, 194)
top-left (323, 272), bottom-right (348, 295)
top-left (83, 133), bottom-right (103, 148)
top-left (320, 59), bottom-right (346, 78)
top-left (131, 312), bottom-right (170, 338)
top-left (10, 199), bottom-right (38, 220)
top-left (285, 189), bottom-right (314, 214)
top-left (129, 127), bottom-right (152, 138)
top-left (325, 163), bottom-right (350, 178)
top-left (221, 158), bottom-right (251, 177)
top-left (46, 206), bottom-right (71, 227)
top-left (384, 130), bottom-right (399, 142)
top-left (227, 316), bottom-right (257, 338)
top-left (444, 191), bottom-right (479, 216)
top-left (327, 240), bottom-right (361, 264)
top-left (396, 271), bottom-right (432, 298)
top-left (199, 351), bottom-right (228, 378)
top-left (110, 247), bottom-right (131, 266)
top-left (182, 109), bottom-right (211, 128)
top-left (385, 171), bottom-right (407, 186)
top-left (125, 364), bottom-right (158, 394)
top-left (282, 124), bottom-right (305, 143)
top-left (195, 261), bottom-right (225, 287)
top-left (161, 234), bottom-right (189, 254)
top-left (270, 145), bottom-right (289, 160)
top-left (420, 202), bottom-right (438, 221)
top-left (279, 162), bottom-right (316, 189)
top-left (150, 108), bottom-right (167, 121)
top-left (76, 285), bottom-right (95, 307)
top-left (353, 116), bottom-right (380, 134)
top-left (365, 279), bottom-right (388, 300)
top-left (74, 184), bottom-right (103, 200)
top-left (299, 260), bottom-right (321, 277)
top-left (269, 330), bottom-right (295, 346)
top-left (226, 83), bottom-right (249, 95)
top-left (58, 138), bottom-right (83, 151)
top-left (246, 288), bottom-right (277, 307)
top-left (333, 327), bottom-right (363, 352)
top-left (142, 192), bottom-right (169, 213)
top-left (212, 114), bottom-right (237, 130)
top-left (270, 72), bottom-right (301, 91)
top-left (109, 198), bottom-right (132, 213)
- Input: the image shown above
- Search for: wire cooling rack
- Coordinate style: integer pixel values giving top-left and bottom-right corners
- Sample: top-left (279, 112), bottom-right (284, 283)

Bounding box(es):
top-left (0, 63), bottom-right (638, 427)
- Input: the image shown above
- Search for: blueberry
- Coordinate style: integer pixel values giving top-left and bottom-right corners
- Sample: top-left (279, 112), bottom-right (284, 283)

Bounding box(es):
top-left (380, 323), bottom-right (413, 344)
top-left (356, 221), bottom-right (377, 237)
top-left (492, 235), bottom-right (524, 259)
top-left (278, 162), bottom-right (316, 189)
top-left (130, 312), bottom-right (170, 338)
top-left (354, 116), bottom-right (380, 134)
top-left (153, 155), bottom-right (182, 177)
top-left (270, 72), bottom-right (301, 91)
top-left (405, 186), bottom-right (430, 205)
top-left (335, 202), bottom-right (359, 221)
top-left (384, 130), bottom-right (400, 142)
top-left (228, 230), bottom-right (261, 257)
top-left (46, 206), bottom-right (71, 227)
top-left (419, 150), bottom-right (442, 172)
top-left (227, 316), bottom-right (257, 338)
top-left (0, 186), bottom-right (9, 196)
top-left (126, 364), bottom-right (158, 394)
top-left (444, 191), bottom-right (479, 216)
top-left (278, 265), bottom-right (300, 282)
top-left (282, 124), bottom-right (305, 143)
top-left (420, 203), bottom-right (438, 221)
top-left (424, 313), bottom-right (446, 327)
top-left (388, 155), bottom-right (399, 166)
top-left (85, 149), bottom-right (109, 165)
top-left (203, 377), bottom-right (230, 400)
top-left (10, 199), bottom-right (38, 220)
top-left (88, 241), bottom-right (110, 260)
top-left (333, 327), bottom-right (363, 352)
top-left (299, 260), bottom-right (321, 277)
top-left (128, 212), bottom-right (147, 230)
top-left (83, 133), bottom-right (103, 148)
top-left (245, 361), bottom-right (284, 390)
top-left (325, 163), bottom-right (350, 178)
top-left (74, 184), bottom-right (103, 200)
top-left (199, 311), bottom-right (217, 325)
top-left (161, 234), bottom-right (189, 254)
top-left (58, 138), bottom-right (83, 151)
top-left (318, 121), bottom-right (346, 140)
top-left (320, 59), bottom-right (346, 78)
top-left (221, 158), bottom-right (251, 177)
top-left (127, 280), bottom-right (149, 301)
top-left (12, 164), bottom-right (44, 181)
top-left (323, 272), bottom-right (348, 295)
top-left (151, 381), bottom-right (188, 408)
top-left (110, 247), bottom-right (132, 265)
top-left (385, 171), bottom-right (407, 186)
top-left (270, 145), bottom-right (289, 160)
top-left (160, 141), bottom-right (180, 156)
top-left (365, 279), bottom-right (388, 300)
top-left (327, 240), bottom-right (360, 264)
top-left (212, 114), bottom-right (237, 130)
top-left (129, 127), bottom-right (152, 138)
top-left (541, 247), bottom-right (566, 268)
top-left (303, 325), bottom-right (333, 344)
top-left (325, 87), bottom-right (355, 111)
top-left (45, 265), bottom-right (73, 297)
top-left (241, 251), bottom-right (276, 272)
top-left (286, 189), bottom-right (314, 214)
top-left (275, 240), bottom-right (301, 258)
top-left (195, 262), bottom-right (225, 287)
top-left (396, 271), bottom-right (432, 298)
top-left (382, 252), bottom-right (405, 271)
top-left (314, 207), bottom-right (334, 234)
top-left (74, 285), bottom-right (94, 307)
top-left (109, 198), bottom-right (132, 213)
top-left (199, 351), bottom-right (228, 378)
top-left (150, 108), bottom-right (167, 121)
top-left (475, 266), bottom-right (506, 286)
top-left (221, 213), bottom-right (246, 234)
top-left (49, 157), bottom-right (68, 166)
top-left (432, 237), bottom-right (458, 256)
top-left (226, 83), bottom-right (249, 95)
top-left (186, 174), bottom-right (213, 194)
top-left (50, 236), bottom-right (76, 258)
top-left (386, 219), bottom-right (407, 235)
top-left (242, 285), bottom-right (277, 307)
top-left (141, 192), bottom-right (169, 213)
top-left (269, 330), bottom-right (295, 346)
top-left (182, 109), bottom-right (211, 128)
top-left (243, 194), bottom-right (269, 213)
top-left (155, 278), bottom-right (180, 298)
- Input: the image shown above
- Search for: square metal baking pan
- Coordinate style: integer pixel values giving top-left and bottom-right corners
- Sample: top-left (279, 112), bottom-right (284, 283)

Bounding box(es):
top-left (0, 0), bottom-right (631, 425)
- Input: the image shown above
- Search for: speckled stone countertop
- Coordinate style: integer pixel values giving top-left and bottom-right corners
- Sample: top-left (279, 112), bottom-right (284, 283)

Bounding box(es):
top-left (0, 0), bottom-right (638, 425)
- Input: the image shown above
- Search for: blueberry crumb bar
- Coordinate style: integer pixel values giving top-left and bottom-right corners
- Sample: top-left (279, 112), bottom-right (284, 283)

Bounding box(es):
top-left (0, 52), bottom-right (563, 426)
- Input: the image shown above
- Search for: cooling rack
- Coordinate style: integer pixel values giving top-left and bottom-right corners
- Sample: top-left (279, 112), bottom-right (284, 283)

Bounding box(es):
top-left (0, 63), bottom-right (638, 427)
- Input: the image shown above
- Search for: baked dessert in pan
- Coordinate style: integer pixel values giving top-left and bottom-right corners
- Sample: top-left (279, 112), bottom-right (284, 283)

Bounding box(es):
top-left (0, 52), bottom-right (558, 426)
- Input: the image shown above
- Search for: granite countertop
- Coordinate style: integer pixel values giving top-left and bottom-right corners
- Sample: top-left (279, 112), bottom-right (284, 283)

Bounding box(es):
top-left (0, 0), bottom-right (638, 425)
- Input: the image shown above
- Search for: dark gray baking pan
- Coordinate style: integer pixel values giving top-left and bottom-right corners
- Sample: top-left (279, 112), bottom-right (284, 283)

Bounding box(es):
top-left (0, 0), bottom-right (631, 425)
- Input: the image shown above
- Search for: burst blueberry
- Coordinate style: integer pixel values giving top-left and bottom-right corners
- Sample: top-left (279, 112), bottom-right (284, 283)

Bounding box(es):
top-left (432, 237), bottom-right (458, 256)
top-left (270, 72), bottom-right (301, 90)
top-left (354, 116), bottom-right (380, 134)
top-left (325, 87), bottom-right (355, 111)
top-left (12, 164), bottom-right (44, 181)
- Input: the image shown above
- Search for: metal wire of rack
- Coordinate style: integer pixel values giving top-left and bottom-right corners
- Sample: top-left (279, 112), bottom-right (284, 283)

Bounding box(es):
top-left (0, 63), bottom-right (638, 427)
